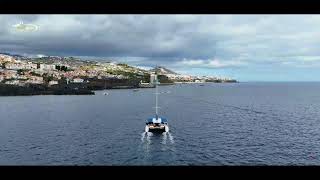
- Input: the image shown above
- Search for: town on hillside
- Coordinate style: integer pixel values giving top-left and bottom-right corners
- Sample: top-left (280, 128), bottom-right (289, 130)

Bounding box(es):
top-left (0, 53), bottom-right (237, 95)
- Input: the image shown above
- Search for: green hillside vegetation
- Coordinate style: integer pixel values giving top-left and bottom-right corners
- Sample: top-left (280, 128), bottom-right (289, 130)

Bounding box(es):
top-left (157, 75), bottom-right (174, 83)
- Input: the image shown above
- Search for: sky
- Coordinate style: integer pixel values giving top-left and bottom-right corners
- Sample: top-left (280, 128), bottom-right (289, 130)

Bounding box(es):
top-left (1, 15), bottom-right (320, 81)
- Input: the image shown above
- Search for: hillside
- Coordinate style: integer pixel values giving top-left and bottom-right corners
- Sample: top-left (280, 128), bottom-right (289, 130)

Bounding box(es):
top-left (0, 52), bottom-right (237, 83)
top-left (149, 66), bottom-right (178, 75)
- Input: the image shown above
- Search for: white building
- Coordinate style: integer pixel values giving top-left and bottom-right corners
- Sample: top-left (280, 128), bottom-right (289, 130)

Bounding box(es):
top-left (72, 78), bottom-right (84, 83)
top-left (5, 80), bottom-right (20, 85)
top-left (17, 75), bottom-right (28, 80)
top-left (5, 62), bottom-right (38, 70)
top-left (25, 62), bottom-right (38, 70)
top-left (4, 70), bottom-right (18, 79)
top-left (48, 80), bottom-right (59, 86)
top-left (39, 64), bottom-right (56, 71)
top-left (5, 63), bottom-right (23, 70)
top-left (150, 74), bottom-right (158, 84)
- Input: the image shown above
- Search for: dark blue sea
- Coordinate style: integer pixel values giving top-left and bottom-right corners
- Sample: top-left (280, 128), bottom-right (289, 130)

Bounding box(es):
top-left (0, 82), bottom-right (320, 165)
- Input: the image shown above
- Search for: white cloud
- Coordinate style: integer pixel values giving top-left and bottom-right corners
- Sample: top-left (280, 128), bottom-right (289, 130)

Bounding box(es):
top-left (36, 54), bottom-right (46, 58)
top-left (208, 59), bottom-right (245, 68)
top-left (179, 59), bottom-right (205, 66)
top-left (134, 65), bottom-right (152, 70)
top-left (177, 58), bottom-right (246, 69)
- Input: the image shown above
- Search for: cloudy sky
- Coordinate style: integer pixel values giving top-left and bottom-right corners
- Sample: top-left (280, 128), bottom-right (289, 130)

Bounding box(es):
top-left (1, 15), bottom-right (320, 81)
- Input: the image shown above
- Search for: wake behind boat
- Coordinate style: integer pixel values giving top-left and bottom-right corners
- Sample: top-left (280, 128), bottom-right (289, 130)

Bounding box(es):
top-left (145, 72), bottom-right (169, 133)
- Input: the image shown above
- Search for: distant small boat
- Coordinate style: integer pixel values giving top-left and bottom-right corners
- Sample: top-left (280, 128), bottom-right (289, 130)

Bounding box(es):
top-left (104, 92), bottom-right (108, 95)
top-left (199, 84), bottom-right (205, 86)
top-left (133, 89), bottom-right (139, 92)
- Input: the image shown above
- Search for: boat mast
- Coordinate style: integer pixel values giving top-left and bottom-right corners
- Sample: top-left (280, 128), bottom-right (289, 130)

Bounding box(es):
top-left (155, 71), bottom-right (158, 118)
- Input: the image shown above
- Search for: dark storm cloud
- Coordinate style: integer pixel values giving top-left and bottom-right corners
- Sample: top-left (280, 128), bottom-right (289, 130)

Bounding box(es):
top-left (2, 15), bottom-right (320, 70)
top-left (0, 15), bottom-right (219, 59)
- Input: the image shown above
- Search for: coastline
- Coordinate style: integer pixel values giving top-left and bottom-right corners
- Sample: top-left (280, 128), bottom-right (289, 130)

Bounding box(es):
top-left (0, 81), bottom-right (239, 96)
top-left (0, 84), bottom-right (95, 96)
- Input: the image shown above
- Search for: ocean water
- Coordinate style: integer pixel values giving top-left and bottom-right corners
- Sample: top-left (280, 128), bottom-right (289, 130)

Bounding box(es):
top-left (0, 82), bottom-right (320, 165)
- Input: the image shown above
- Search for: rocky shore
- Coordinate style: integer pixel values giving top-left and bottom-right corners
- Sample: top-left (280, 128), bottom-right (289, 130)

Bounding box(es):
top-left (0, 78), bottom-right (142, 96)
top-left (0, 84), bottom-right (94, 96)
top-left (0, 76), bottom-right (237, 96)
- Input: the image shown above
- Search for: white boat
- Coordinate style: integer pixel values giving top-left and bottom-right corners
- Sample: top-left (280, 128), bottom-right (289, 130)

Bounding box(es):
top-left (145, 73), bottom-right (169, 133)
top-left (145, 116), bottom-right (169, 133)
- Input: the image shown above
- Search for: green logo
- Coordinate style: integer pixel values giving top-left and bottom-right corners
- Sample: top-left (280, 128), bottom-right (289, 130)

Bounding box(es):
top-left (12, 21), bottom-right (39, 32)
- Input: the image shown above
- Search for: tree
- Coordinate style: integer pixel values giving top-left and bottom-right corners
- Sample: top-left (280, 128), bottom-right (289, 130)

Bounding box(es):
top-left (157, 75), bottom-right (174, 83)
top-left (42, 73), bottom-right (54, 84)
top-left (61, 66), bottom-right (68, 71)
top-left (17, 69), bottom-right (24, 75)
top-left (30, 71), bottom-right (41, 77)
top-left (142, 73), bottom-right (150, 83)
top-left (55, 65), bottom-right (61, 71)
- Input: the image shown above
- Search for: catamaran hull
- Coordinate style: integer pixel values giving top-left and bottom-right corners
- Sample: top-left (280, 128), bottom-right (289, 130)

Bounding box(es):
top-left (145, 125), bottom-right (169, 133)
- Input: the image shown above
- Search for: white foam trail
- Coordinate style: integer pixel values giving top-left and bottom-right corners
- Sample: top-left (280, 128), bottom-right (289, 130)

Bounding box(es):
top-left (145, 132), bottom-right (152, 154)
top-left (141, 132), bottom-right (153, 142)
top-left (161, 132), bottom-right (167, 145)
top-left (146, 132), bottom-right (153, 137)
top-left (140, 131), bottom-right (153, 163)
top-left (168, 132), bottom-right (174, 144)
top-left (141, 132), bottom-right (146, 142)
